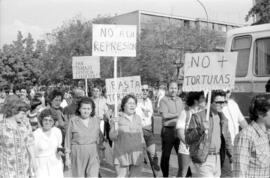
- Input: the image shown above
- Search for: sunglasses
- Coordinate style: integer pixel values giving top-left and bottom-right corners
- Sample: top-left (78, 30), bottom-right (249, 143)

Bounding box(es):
top-left (142, 89), bottom-right (149, 92)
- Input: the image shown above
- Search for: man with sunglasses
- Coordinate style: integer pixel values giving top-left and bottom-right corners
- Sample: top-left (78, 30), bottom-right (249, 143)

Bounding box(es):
top-left (136, 84), bottom-right (160, 171)
top-left (186, 90), bottom-right (233, 177)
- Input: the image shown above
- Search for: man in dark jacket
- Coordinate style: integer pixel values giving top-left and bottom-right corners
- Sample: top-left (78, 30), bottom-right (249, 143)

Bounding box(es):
top-left (186, 90), bottom-right (233, 177)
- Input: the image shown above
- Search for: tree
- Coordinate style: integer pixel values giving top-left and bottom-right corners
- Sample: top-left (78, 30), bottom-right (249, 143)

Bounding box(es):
top-left (118, 19), bottom-right (226, 85)
top-left (246, 0), bottom-right (270, 25)
top-left (40, 16), bottom-right (113, 85)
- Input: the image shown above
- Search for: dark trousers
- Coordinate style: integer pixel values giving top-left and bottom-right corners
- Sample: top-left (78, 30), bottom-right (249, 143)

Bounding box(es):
top-left (160, 127), bottom-right (180, 177)
top-left (177, 153), bottom-right (192, 177)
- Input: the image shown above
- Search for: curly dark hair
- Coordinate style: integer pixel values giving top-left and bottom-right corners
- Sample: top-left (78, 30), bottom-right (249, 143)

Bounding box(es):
top-left (120, 94), bottom-right (137, 112)
top-left (249, 94), bottom-right (270, 121)
top-left (2, 95), bottom-right (30, 118)
top-left (47, 89), bottom-right (63, 105)
top-left (186, 91), bottom-right (204, 107)
top-left (211, 90), bottom-right (226, 103)
top-left (39, 108), bottom-right (56, 127)
top-left (75, 97), bottom-right (95, 117)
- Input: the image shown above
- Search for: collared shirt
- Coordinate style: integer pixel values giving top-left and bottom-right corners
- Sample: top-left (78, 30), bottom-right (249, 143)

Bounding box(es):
top-left (92, 97), bottom-right (108, 120)
top-left (209, 113), bottom-right (221, 153)
top-left (233, 121), bottom-right (270, 178)
top-left (135, 98), bottom-right (153, 129)
top-left (222, 99), bottom-right (245, 144)
top-left (159, 95), bottom-right (184, 127)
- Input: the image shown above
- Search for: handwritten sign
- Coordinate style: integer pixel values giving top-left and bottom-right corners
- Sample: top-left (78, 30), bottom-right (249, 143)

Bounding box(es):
top-left (105, 76), bottom-right (142, 104)
top-left (92, 24), bottom-right (137, 57)
top-left (183, 52), bottom-right (238, 91)
top-left (72, 56), bottom-right (100, 79)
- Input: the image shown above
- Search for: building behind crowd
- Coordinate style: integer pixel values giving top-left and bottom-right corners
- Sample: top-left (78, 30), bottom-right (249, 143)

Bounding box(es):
top-left (112, 10), bottom-right (242, 35)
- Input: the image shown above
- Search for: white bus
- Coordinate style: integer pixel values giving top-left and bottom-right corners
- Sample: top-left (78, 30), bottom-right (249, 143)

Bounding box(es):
top-left (224, 23), bottom-right (270, 118)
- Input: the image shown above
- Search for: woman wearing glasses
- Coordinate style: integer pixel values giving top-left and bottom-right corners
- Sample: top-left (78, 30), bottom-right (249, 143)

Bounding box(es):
top-left (33, 108), bottom-right (64, 178)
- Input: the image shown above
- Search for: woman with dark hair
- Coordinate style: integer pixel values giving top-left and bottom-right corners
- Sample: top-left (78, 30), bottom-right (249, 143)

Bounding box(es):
top-left (233, 94), bottom-right (270, 177)
top-left (176, 91), bottom-right (205, 177)
top-left (34, 108), bottom-right (64, 178)
top-left (0, 95), bottom-right (36, 178)
top-left (110, 94), bottom-right (145, 177)
top-left (27, 98), bottom-right (42, 131)
top-left (64, 97), bottom-right (100, 177)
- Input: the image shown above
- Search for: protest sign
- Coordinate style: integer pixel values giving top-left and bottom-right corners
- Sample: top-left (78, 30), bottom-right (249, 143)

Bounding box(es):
top-left (105, 76), bottom-right (142, 105)
top-left (92, 24), bottom-right (137, 57)
top-left (183, 52), bottom-right (238, 92)
top-left (72, 56), bottom-right (100, 79)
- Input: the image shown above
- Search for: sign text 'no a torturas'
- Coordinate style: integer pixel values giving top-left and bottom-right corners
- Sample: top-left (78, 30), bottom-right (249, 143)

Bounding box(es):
top-left (183, 52), bottom-right (238, 91)
top-left (92, 24), bottom-right (137, 57)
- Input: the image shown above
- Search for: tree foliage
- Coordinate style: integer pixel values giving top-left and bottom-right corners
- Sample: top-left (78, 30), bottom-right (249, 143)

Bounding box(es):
top-left (0, 15), bottom-right (226, 88)
top-left (246, 0), bottom-right (270, 25)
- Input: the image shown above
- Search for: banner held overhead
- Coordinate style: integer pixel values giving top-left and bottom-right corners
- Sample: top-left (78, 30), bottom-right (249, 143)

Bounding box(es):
top-left (105, 76), bottom-right (142, 105)
top-left (72, 56), bottom-right (100, 79)
top-left (183, 52), bottom-right (238, 92)
top-left (92, 24), bottom-right (137, 57)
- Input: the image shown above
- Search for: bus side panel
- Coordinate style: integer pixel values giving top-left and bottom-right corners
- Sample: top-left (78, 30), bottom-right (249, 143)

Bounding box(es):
top-left (231, 92), bottom-right (263, 121)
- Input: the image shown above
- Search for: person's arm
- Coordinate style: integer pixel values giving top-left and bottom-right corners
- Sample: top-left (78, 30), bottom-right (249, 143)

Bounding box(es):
top-left (220, 112), bottom-right (233, 161)
top-left (176, 111), bottom-right (187, 143)
top-left (234, 101), bottom-right (248, 129)
top-left (64, 118), bottom-right (72, 168)
top-left (185, 114), bottom-right (206, 145)
top-left (159, 99), bottom-right (179, 120)
top-left (109, 117), bottom-right (119, 140)
top-left (25, 121), bottom-right (37, 174)
top-left (233, 133), bottom-right (251, 177)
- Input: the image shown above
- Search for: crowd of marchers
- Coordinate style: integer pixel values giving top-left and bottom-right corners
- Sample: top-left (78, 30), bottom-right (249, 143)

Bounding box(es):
top-left (0, 81), bottom-right (270, 178)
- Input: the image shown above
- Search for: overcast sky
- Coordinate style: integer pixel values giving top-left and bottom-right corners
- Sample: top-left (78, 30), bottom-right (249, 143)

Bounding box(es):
top-left (0, 0), bottom-right (253, 47)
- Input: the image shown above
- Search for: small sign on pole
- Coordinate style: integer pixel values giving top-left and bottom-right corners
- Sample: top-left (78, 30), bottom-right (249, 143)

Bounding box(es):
top-left (183, 52), bottom-right (238, 121)
top-left (92, 24), bottom-right (137, 117)
top-left (72, 56), bottom-right (100, 79)
top-left (105, 76), bottom-right (142, 105)
top-left (72, 56), bottom-right (101, 96)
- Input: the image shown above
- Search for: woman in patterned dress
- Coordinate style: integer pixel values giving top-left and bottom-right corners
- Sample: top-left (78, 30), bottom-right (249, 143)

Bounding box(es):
top-left (0, 95), bottom-right (36, 178)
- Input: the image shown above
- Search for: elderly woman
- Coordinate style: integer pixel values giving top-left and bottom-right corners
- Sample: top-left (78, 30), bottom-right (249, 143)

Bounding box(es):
top-left (65, 97), bottom-right (100, 177)
top-left (0, 95), bottom-right (36, 178)
top-left (34, 108), bottom-right (64, 178)
top-left (110, 94), bottom-right (145, 177)
top-left (233, 94), bottom-right (270, 177)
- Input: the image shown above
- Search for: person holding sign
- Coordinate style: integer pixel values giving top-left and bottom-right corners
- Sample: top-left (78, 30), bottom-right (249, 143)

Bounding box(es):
top-left (185, 90), bottom-right (233, 177)
top-left (159, 81), bottom-right (184, 177)
top-left (64, 97), bottom-right (100, 177)
top-left (109, 94), bottom-right (145, 177)
top-left (233, 94), bottom-right (270, 178)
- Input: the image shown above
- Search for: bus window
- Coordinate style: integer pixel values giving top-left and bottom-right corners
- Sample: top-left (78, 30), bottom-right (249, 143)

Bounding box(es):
top-left (231, 36), bottom-right (251, 77)
top-left (254, 38), bottom-right (270, 76)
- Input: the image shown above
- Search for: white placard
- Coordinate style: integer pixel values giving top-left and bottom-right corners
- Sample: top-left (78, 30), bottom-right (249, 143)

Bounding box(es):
top-left (92, 24), bottom-right (137, 57)
top-left (183, 52), bottom-right (238, 91)
top-left (105, 76), bottom-right (142, 105)
top-left (72, 56), bottom-right (100, 79)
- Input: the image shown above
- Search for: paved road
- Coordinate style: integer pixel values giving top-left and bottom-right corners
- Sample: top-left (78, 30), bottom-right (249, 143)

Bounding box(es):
top-left (99, 134), bottom-right (179, 177)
